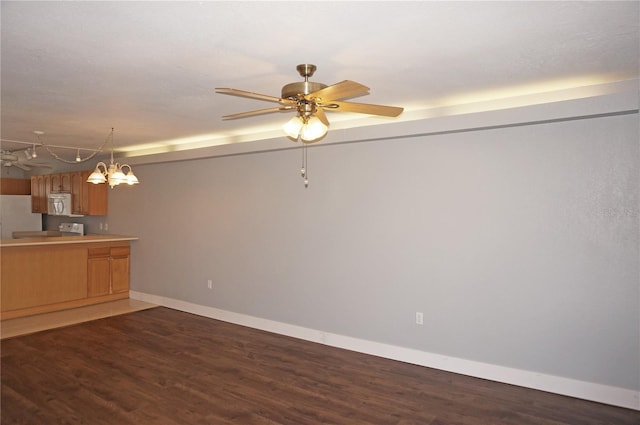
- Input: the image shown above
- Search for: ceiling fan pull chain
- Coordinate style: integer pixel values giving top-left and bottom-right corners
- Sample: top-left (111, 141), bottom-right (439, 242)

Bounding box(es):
top-left (300, 135), bottom-right (306, 177)
top-left (302, 144), bottom-right (309, 188)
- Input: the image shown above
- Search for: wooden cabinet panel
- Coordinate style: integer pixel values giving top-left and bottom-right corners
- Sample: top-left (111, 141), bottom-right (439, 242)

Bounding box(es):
top-left (30, 175), bottom-right (50, 213)
top-left (86, 171), bottom-right (107, 215)
top-left (111, 246), bottom-right (130, 293)
top-left (42, 175), bottom-right (50, 212)
top-left (50, 174), bottom-right (60, 192)
top-left (1, 245), bottom-right (88, 311)
top-left (61, 174), bottom-right (71, 192)
top-left (88, 248), bottom-right (111, 297)
top-left (87, 245), bottom-right (130, 297)
top-left (50, 173), bottom-right (71, 193)
top-left (1, 178), bottom-right (31, 195)
top-left (71, 171), bottom-right (89, 215)
top-left (30, 176), bottom-right (40, 213)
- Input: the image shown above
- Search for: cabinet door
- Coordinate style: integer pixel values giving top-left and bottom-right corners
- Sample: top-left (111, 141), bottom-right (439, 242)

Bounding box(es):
top-left (87, 248), bottom-right (111, 297)
top-left (51, 173), bottom-right (71, 193)
top-left (60, 173), bottom-right (72, 192)
top-left (30, 176), bottom-right (40, 213)
top-left (110, 247), bottom-right (130, 293)
top-left (86, 171), bottom-right (108, 215)
top-left (50, 174), bottom-right (61, 193)
top-left (39, 175), bottom-right (50, 214)
top-left (71, 172), bottom-right (89, 215)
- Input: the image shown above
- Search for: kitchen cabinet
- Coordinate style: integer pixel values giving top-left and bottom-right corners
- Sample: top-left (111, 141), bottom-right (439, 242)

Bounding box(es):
top-left (0, 178), bottom-right (31, 195)
top-left (87, 245), bottom-right (129, 297)
top-left (50, 173), bottom-right (71, 193)
top-left (71, 172), bottom-right (87, 215)
top-left (30, 175), bottom-right (50, 213)
top-left (29, 176), bottom-right (40, 212)
top-left (71, 170), bottom-right (107, 216)
top-left (110, 246), bottom-right (130, 293)
top-left (1, 236), bottom-right (136, 319)
top-left (31, 171), bottom-right (107, 215)
top-left (88, 247), bottom-right (111, 297)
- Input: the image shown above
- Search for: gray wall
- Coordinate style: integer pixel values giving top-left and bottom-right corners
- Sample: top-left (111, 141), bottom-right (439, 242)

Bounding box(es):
top-left (108, 105), bottom-right (639, 391)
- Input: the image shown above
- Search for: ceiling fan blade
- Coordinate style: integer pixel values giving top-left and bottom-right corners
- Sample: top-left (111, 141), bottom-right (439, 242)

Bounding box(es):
top-left (15, 163), bottom-right (31, 171)
top-left (29, 162), bottom-right (53, 169)
top-left (306, 80), bottom-right (370, 101)
top-left (215, 88), bottom-right (295, 105)
top-left (222, 106), bottom-right (295, 120)
top-left (1, 153), bottom-right (19, 162)
top-left (322, 100), bottom-right (404, 117)
top-left (315, 106), bottom-right (330, 126)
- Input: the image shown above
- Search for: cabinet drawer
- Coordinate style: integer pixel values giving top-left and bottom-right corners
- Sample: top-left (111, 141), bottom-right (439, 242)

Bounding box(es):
top-left (88, 247), bottom-right (110, 257)
top-left (110, 246), bottom-right (130, 257)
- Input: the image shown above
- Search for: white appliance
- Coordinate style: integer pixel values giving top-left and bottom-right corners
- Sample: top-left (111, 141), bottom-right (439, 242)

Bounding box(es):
top-left (58, 222), bottom-right (84, 236)
top-left (47, 193), bottom-right (73, 216)
top-left (0, 195), bottom-right (43, 239)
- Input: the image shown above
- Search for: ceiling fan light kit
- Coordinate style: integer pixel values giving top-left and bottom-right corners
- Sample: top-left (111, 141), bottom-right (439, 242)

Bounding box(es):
top-left (283, 115), bottom-right (328, 141)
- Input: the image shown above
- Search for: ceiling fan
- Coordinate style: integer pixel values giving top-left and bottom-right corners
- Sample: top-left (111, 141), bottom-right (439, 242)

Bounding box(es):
top-left (216, 64), bottom-right (404, 143)
top-left (1, 150), bottom-right (51, 171)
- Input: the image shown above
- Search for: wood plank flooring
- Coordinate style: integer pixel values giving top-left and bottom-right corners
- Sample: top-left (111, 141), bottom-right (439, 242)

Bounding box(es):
top-left (0, 298), bottom-right (158, 339)
top-left (2, 307), bottom-right (638, 424)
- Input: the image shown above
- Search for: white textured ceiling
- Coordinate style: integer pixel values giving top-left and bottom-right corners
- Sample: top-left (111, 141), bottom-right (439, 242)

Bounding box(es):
top-left (1, 1), bottom-right (638, 165)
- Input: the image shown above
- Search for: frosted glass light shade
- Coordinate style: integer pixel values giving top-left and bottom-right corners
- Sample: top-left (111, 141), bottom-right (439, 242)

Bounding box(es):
top-left (109, 169), bottom-right (127, 187)
top-left (87, 169), bottom-right (107, 184)
top-left (125, 171), bottom-right (140, 185)
top-left (300, 116), bottom-right (328, 142)
top-left (283, 116), bottom-right (304, 139)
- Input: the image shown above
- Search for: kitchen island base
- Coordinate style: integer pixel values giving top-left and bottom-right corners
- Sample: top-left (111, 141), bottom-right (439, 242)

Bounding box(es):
top-left (1, 235), bottom-right (137, 320)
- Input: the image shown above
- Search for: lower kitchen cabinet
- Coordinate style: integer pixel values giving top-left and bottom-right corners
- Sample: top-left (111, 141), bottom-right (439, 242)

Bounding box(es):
top-left (1, 237), bottom-right (135, 319)
top-left (88, 245), bottom-right (131, 297)
top-left (88, 247), bottom-right (111, 297)
top-left (110, 246), bottom-right (131, 293)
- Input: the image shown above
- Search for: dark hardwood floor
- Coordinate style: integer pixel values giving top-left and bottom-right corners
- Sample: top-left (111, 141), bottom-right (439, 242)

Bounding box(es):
top-left (1, 307), bottom-right (638, 424)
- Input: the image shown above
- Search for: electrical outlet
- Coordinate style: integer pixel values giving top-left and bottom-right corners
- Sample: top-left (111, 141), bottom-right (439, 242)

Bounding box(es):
top-left (99, 222), bottom-right (103, 230)
top-left (104, 223), bottom-right (109, 231)
top-left (207, 279), bottom-right (213, 289)
top-left (415, 312), bottom-right (424, 325)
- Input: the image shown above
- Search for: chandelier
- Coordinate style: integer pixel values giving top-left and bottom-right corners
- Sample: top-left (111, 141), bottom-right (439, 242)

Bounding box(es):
top-left (86, 129), bottom-right (139, 188)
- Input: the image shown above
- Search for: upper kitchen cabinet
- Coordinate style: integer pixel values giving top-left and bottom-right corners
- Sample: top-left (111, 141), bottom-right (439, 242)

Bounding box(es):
top-left (30, 174), bottom-right (51, 213)
top-left (0, 178), bottom-right (31, 195)
top-left (31, 171), bottom-right (107, 216)
top-left (71, 171), bottom-right (107, 216)
top-left (50, 173), bottom-right (72, 193)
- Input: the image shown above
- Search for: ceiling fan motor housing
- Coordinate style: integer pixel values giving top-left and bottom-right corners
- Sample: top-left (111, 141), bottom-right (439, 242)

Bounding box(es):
top-left (281, 81), bottom-right (327, 99)
top-left (281, 63), bottom-right (327, 99)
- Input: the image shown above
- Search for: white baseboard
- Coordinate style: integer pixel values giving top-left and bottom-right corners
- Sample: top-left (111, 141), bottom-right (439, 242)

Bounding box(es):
top-left (130, 291), bottom-right (640, 411)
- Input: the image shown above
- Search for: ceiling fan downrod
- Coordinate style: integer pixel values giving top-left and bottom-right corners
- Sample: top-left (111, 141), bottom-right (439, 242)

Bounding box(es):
top-left (281, 64), bottom-right (327, 99)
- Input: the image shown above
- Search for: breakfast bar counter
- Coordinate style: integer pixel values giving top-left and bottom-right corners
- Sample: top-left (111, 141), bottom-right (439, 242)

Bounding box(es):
top-left (1, 234), bottom-right (138, 247)
top-left (1, 235), bottom-right (138, 320)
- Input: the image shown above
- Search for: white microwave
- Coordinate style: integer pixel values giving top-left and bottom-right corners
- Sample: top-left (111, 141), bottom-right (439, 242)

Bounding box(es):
top-left (47, 193), bottom-right (83, 216)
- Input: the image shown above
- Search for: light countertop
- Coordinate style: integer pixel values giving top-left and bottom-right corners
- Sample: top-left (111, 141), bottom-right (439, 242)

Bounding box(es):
top-left (1, 234), bottom-right (139, 247)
